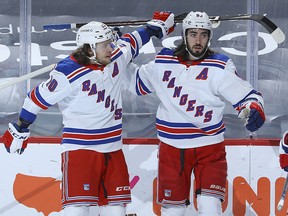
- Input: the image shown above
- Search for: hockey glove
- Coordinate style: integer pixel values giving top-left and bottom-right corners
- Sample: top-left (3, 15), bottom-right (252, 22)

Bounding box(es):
top-left (146, 11), bottom-right (175, 39)
top-left (112, 27), bottom-right (122, 41)
top-left (238, 100), bottom-right (265, 132)
top-left (279, 130), bottom-right (288, 171)
top-left (3, 122), bottom-right (30, 154)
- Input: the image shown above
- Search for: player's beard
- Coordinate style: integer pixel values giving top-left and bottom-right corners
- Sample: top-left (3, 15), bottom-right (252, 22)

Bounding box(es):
top-left (187, 44), bottom-right (208, 59)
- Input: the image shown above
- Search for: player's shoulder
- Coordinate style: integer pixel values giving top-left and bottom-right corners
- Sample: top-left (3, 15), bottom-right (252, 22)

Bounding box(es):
top-left (208, 53), bottom-right (231, 63)
top-left (54, 56), bottom-right (83, 76)
top-left (155, 48), bottom-right (179, 64)
top-left (157, 47), bottom-right (175, 56)
top-left (201, 52), bottom-right (234, 71)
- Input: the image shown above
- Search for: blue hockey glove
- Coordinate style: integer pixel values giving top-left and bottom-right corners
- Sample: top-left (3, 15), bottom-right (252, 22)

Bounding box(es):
top-left (238, 100), bottom-right (265, 132)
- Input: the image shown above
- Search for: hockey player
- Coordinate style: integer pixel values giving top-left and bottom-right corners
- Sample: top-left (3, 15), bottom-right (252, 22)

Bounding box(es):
top-left (129, 11), bottom-right (266, 215)
top-left (2, 12), bottom-right (175, 216)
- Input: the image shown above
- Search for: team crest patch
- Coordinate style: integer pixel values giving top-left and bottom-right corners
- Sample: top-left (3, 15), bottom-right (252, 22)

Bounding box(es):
top-left (83, 184), bottom-right (90, 191)
top-left (164, 189), bottom-right (171, 197)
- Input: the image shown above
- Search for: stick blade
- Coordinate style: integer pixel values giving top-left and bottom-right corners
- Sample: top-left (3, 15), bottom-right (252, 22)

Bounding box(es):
top-left (257, 15), bottom-right (286, 44)
top-left (271, 27), bottom-right (286, 44)
top-left (277, 198), bottom-right (284, 211)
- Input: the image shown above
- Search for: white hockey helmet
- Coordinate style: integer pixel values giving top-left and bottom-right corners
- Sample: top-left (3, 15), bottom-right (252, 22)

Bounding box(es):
top-left (182, 11), bottom-right (213, 43)
top-left (76, 21), bottom-right (113, 49)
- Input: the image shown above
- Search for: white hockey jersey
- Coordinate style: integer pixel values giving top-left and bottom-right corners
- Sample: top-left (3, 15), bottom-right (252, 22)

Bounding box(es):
top-left (19, 28), bottom-right (150, 153)
top-left (132, 48), bottom-right (263, 148)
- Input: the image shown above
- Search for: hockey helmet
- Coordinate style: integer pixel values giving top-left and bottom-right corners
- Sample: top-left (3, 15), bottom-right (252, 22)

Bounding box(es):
top-left (182, 11), bottom-right (213, 42)
top-left (76, 21), bottom-right (113, 49)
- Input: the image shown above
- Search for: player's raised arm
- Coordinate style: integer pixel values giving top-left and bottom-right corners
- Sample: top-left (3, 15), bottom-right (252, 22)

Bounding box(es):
top-left (117, 11), bottom-right (175, 66)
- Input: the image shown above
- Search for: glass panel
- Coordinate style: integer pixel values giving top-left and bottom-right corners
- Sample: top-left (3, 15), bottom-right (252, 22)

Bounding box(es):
top-left (0, 0), bottom-right (22, 130)
top-left (1, 0), bottom-right (287, 139)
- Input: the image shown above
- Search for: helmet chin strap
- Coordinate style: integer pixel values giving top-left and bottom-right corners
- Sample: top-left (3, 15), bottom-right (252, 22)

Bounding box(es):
top-left (88, 44), bottom-right (103, 65)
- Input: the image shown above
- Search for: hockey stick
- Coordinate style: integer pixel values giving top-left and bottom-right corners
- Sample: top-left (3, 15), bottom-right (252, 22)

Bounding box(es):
top-left (277, 173), bottom-right (288, 211)
top-left (43, 13), bottom-right (285, 44)
top-left (42, 13), bottom-right (188, 30)
top-left (209, 14), bottom-right (285, 44)
top-left (0, 64), bottom-right (55, 90)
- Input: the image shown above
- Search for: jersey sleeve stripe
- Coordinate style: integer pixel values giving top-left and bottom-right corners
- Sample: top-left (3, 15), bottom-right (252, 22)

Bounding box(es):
top-left (19, 108), bottom-right (37, 123)
top-left (111, 47), bottom-right (123, 61)
top-left (121, 28), bottom-right (150, 59)
top-left (233, 89), bottom-right (257, 109)
top-left (121, 33), bottom-right (138, 58)
top-left (28, 87), bottom-right (51, 110)
top-left (136, 70), bottom-right (151, 95)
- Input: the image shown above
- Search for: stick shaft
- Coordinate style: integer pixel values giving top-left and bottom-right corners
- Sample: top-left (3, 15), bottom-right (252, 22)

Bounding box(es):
top-left (43, 13), bottom-right (187, 30)
top-left (42, 13), bottom-right (285, 44)
top-left (42, 13), bottom-right (269, 29)
top-left (0, 64), bottom-right (55, 90)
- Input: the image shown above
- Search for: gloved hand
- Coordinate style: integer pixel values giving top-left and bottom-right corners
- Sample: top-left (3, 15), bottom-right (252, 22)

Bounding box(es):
top-left (2, 122), bottom-right (30, 154)
top-left (238, 100), bottom-right (265, 132)
top-left (112, 27), bottom-right (122, 41)
top-left (146, 11), bottom-right (175, 39)
top-left (279, 130), bottom-right (288, 171)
